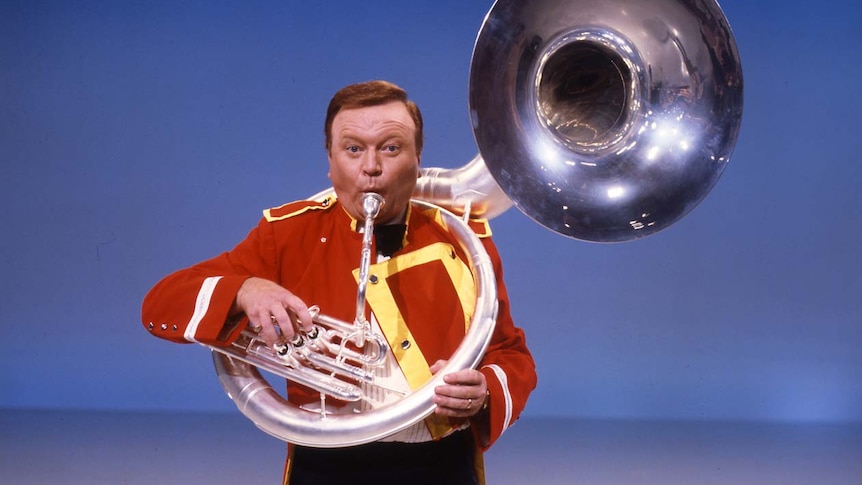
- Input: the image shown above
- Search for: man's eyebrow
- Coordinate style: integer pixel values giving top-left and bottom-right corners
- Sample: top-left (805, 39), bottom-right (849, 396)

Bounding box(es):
top-left (335, 133), bottom-right (361, 143)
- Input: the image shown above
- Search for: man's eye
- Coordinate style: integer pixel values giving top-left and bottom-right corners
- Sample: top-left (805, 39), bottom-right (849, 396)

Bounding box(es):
top-left (347, 145), bottom-right (360, 153)
top-left (383, 145), bottom-right (400, 153)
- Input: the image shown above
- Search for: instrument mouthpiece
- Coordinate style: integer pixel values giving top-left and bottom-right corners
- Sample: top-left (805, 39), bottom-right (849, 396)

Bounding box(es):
top-left (361, 193), bottom-right (385, 219)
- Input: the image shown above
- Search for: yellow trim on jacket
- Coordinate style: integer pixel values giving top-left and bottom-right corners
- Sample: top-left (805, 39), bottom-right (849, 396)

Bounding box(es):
top-left (353, 241), bottom-right (477, 438)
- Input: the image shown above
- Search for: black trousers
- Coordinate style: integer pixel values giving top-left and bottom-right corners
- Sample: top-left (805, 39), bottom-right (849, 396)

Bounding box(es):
top-left (289, 430), bottom-right (478, 485)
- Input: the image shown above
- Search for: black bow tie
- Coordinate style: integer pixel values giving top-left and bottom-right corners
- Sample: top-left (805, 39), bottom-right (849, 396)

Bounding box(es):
top-left (374, 224), bottom-right (407, 257)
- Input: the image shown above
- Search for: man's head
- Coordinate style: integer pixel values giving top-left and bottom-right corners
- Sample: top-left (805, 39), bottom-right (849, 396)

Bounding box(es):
top-left (325, 80), bottom-right (424, 156)
top-left (325, 81), bottom-right (424, 224)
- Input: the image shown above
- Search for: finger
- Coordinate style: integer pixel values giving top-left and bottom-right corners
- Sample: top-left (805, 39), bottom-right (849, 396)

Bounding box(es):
top-left (283, 312), bottom-right (303, 335)
top-left (282, 294), bottom-right (314, 332)
top-left (269, 307), bottom-right (298, 341)
top-left (432, 395), bottom-right (475, 417)
top-left (249, 311), bottom-right (282, 347)
top-left (433, 380), bottom-right (480, 404)
top-left (435, 394), bottom-right (473, 408)
top-left (428, 360), bottom-right (447, 374)
top-left (442, 369), bottom-right (485, 386)
top-left (434, 382), bottom-right (471, 399)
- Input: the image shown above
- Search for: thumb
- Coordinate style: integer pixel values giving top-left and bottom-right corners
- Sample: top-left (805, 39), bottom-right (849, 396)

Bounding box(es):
top-left (429, 359), bottom-right (447, 375)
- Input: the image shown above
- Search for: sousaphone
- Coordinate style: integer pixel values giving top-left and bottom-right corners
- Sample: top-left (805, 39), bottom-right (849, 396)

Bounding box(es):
top-left (212, 0), bottom-right (744, 446)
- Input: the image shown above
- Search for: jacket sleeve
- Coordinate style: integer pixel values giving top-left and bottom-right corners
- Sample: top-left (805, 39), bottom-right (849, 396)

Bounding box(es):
top-left (472, 236), bottom-right (538, 451)
top-left (141, 218), bottom-right (279, 347)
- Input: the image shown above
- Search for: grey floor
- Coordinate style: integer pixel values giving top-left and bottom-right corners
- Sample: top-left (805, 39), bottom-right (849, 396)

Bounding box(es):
top-left (2, 409), bottom-right (860, 484)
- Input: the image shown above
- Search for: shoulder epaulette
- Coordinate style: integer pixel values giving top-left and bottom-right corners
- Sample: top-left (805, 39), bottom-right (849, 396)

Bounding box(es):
top-left (420, 204), bottom-right (493, 239)
top-left (468, 218), bottom-right (492, 238)
top-left (263, 195), bottom-right (336, 222)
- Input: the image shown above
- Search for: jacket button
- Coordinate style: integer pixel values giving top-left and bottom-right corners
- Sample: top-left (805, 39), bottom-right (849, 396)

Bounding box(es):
top-left (401, 340), bottom-right (411, 350)
top-left (148, 322), bottom-right (154, 331)
top-left (369, 275), bottom-right (379, 284)
top-left (160, 323), bottom-right (168, 330)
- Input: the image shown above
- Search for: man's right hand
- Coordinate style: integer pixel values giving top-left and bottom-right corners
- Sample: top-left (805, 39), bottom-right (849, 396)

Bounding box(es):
top-left (232, 277), bottom-right (314, 346)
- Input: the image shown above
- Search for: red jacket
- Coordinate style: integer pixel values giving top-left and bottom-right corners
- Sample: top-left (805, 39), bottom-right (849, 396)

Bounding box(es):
top-left (142, 196), bottom-right (537, 475)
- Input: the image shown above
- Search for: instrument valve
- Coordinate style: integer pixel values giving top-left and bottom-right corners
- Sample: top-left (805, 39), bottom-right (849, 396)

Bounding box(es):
top-left (275, 342), bottom-right (291, 357)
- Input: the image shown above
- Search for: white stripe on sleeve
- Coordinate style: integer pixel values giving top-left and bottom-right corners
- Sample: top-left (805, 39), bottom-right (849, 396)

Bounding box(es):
top-left (184, 276), bottom-right (223, 342)
top-left (484, 363), bottom-right (514, 432)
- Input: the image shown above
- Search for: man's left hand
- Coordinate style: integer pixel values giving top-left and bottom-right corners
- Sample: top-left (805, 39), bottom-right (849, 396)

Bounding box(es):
top-left (430, 360), bottom-right (488, 418)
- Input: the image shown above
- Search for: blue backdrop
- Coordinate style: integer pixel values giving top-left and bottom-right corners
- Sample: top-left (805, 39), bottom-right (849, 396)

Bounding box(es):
top-left (2, 0), bottom-right (860, 423)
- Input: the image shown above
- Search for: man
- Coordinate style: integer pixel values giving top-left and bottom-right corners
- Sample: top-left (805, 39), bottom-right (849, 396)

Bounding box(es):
top-left (142, 80), bottom-right (536, 484)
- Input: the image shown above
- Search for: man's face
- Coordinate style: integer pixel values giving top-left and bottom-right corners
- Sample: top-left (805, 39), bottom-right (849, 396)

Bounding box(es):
top-left (328, 102), bottom-right (420, 225)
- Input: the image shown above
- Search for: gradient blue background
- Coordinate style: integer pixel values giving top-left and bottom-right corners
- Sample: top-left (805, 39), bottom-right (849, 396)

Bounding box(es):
top-left (2, 0), bottom-right (860, 424)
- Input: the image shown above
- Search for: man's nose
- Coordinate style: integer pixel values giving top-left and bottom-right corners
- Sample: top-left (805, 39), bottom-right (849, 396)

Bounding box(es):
top-left (361, 150), bottom-right (382, 176)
